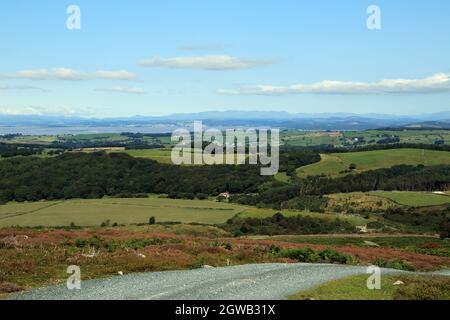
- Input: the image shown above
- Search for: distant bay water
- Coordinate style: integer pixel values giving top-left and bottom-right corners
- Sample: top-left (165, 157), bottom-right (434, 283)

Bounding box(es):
top-left (0, 125), bottom-right (181, 135)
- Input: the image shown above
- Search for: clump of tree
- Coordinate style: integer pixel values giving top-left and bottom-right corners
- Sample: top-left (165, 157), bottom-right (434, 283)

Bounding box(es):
top-left (281, 196), bottom-right (328, 212)
top-left (224, 213), bottom-right (357, 236)
top-left (382, 207), bottom-right (449, 233)
top-left (0, 143), bottom-right (45, 158)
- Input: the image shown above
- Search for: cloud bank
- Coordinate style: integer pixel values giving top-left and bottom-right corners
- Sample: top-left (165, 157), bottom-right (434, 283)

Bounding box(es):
top-left (0, 105), bottom-right (81, 116)
top-left (138, 55), bottom-right (274, 70)
top-left (0, 85), bottom-right (46, 92)
top-left (218, 73), bottom-right (450, 95)
top-left (0, 68), bottom-right (137, 81)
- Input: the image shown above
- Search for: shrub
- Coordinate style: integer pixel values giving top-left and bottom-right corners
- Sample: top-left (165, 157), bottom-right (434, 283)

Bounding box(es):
top-left (389, 260), bottom-right (416, 272)
top-left (394, 276), bottom-right (450, 300)
top-left (118, 238), bottom-right (162, 250)
top-left (272, 213), bottom-right (284, 223)
top-left (280, 248), bottom-right (319, 263)
top-left (149, 216), bottom-right (156, 225)
top-left (75, 239), bottom-right (87, 248)
top-left (106, 241), bottom-right (116, 253)
top-left (100, 220), bottom-right (110, 227)
top-left (196, 193), bottom-right (208, 200)
top-left (280, 247), bottom-right (357, 265)
top-left (367, 221), bottom-right (385, 229)
top-left (0, 282), bottom-right (24, 293)
top-left (239, 224), bottom-right (250, 234)
top-left (372, 257), bottom-right (388, 268)
top-left (438, 219), bottom-right (450, 239)
top-left (318, 249), bottom-right (349, 264)
top-left (269, 244), bottom-right (281, 255)
top-left (88, 235), bottom-right (102, 249)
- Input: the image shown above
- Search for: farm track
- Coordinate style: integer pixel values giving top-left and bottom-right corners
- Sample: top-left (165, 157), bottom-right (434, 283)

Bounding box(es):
top-left (12, 263), bottom-right (449, 300)
top-left (0, 202), bottom-right (63, 221)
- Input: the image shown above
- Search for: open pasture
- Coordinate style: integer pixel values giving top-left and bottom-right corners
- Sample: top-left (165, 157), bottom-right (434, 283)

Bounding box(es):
top-left (0, 197), bottom-right (246, 227)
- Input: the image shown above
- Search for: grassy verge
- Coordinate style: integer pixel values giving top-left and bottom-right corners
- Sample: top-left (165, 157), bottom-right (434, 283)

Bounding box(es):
top-left (289, 274), bottom-right (450, 300)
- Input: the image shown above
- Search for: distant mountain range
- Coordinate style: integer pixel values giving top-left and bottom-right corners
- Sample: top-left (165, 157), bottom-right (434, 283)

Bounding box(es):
top-left (157, 110), bottom-right (450, 122)
top-left (0, 111), bottom-right (449, 134)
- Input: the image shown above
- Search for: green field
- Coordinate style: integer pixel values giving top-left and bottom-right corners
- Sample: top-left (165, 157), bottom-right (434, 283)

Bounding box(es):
top-left (297, 148), bottom-right (450, 177)
top-left (0, 198), bottom-right (246, 227)
top-left (281, 131), bottom-right (343, 147)
top-left (344, 130), bottom-right (450, 146)
top-left (368, 191), bottom-right (450, 207)
top-left (327, 191), bottom-right (450, 209)
top-left (114, 148), bottom-right (174, 163)
top-left (281, 129), bottom-right (450, 148)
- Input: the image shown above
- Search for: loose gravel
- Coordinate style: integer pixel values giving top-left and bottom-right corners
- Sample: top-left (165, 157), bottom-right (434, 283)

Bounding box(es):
top-left (11, 263), bottom-right (444, 300)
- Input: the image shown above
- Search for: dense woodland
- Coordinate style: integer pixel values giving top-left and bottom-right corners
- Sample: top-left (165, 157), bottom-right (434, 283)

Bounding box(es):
top-left (0, 152), bottom-right (270, 203)
top-left (0, 143), bottom-right (44, 158)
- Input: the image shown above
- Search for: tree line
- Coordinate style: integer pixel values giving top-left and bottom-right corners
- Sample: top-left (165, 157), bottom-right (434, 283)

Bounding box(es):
top-left (0, 143), bottom-right (45, 158)
top-left (293, 143), bottom-right (450, 153)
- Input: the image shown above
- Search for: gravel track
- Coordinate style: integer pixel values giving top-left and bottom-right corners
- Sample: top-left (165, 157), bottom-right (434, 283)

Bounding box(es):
top-left (12, 263), bottom-right (444, 300)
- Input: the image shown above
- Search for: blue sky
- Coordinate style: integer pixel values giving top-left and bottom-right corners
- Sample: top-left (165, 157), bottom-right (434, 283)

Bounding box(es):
top-left (0, 0), bottom-right (449, 117)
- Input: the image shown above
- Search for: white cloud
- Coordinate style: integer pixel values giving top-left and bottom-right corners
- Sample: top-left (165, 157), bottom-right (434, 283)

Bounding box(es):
top-left (218, 73), bottom-right (450, 95)
top-left (91, 70), bottom-right (137, 80)
top-left (0, 105), bottom-right (80, 116)
top-left (0, 68), bottom-right (137, 81)
top-left (138, 55), bottom-right (274, 70)
top-left (94, 86), bottom-right (146, 95)
top-left (0, 85), bottom-right (46, 91)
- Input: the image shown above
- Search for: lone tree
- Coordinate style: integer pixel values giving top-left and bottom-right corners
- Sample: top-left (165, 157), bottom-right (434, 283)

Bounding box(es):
top-left (149, 216), bottom-right (156, 225)
top-left (349, 163), bottom-right (357, 170)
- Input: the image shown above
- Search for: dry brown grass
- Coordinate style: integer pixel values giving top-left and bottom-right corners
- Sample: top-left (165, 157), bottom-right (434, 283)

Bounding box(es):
top-left (1, 225), bottom-right (449, 294)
